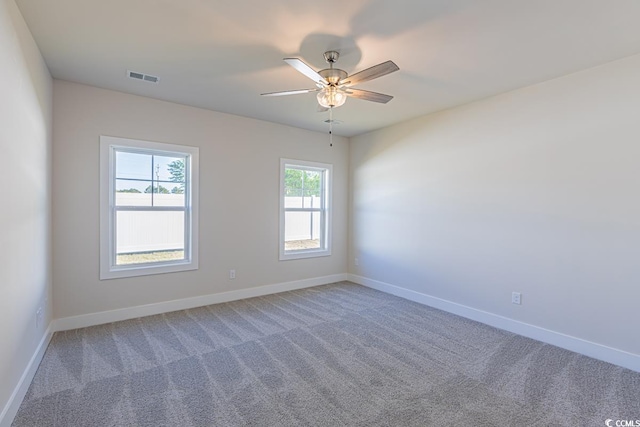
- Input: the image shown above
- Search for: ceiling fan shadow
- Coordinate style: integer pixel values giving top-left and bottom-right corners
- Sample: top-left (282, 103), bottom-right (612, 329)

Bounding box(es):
top-left (349, 0), bottom-right (463, 38)
top-left (298, 33), bottom-right (362, 71)
top-left (165, 43), bottom-right (287, 79)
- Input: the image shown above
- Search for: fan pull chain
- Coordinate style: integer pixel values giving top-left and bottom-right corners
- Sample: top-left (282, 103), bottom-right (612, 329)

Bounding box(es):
top-left (329, 107), bottom-right (333, 147)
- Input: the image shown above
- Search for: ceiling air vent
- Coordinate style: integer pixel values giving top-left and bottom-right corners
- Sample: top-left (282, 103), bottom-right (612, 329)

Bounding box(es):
top-left (127, 70), bottom-right (160, 84)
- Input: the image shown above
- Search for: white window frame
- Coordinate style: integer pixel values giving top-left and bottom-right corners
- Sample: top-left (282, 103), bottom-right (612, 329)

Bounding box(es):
top-left (99, 135), bottom-right (199, 280)
top-left (279, 158), bottom-right (332, 261)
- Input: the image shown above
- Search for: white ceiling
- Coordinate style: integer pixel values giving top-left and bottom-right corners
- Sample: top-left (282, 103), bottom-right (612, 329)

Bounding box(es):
top-left (16, 0), bottom-right (640, 137)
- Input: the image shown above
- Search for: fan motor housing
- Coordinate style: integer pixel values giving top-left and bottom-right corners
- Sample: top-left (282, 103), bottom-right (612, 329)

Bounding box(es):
top-left (319, 68), bottom-right (348, 85)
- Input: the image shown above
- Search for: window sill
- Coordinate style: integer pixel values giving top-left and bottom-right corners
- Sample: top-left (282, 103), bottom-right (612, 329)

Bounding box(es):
top-left (99, 259), bottom-right (198, 280)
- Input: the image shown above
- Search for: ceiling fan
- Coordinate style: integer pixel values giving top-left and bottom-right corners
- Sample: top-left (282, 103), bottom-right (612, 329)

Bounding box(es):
top-left (261, 51), bottom-right (399, 109)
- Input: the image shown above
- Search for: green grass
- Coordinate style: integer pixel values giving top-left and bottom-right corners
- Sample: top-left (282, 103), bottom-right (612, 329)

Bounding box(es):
top-left (117, 250), bottom-right (184, 265)
top-left (285, 239), bottom-right (320, 251)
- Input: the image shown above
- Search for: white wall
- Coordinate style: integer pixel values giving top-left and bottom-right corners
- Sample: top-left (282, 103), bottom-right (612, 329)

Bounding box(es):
top-left (52, 80), bottom-right (348, 319)
top-left (0, 0), bottom-right (52, 420)
top-left (350, 53), bottom-right (640, 358)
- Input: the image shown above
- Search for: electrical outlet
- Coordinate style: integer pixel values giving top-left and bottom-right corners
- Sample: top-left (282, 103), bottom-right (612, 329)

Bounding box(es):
top-left (512, 292), bottom-right (522, 305)
top-left (229, 269), bottom-right (236, 280)
top-left (354, 258), bottom-right (359, 266)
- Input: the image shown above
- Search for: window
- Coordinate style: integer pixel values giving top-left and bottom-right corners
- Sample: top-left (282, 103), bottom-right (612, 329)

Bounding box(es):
top-left (100, 136), bottom-right (199, 279)
top-left (280, 158), bottom-right (332, 260)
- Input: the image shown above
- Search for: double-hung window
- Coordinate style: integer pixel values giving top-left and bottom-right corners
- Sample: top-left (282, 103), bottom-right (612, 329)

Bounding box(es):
top-left (100, 136), bottom-right (199, 279)
top-left (279, 159), bottom-right (332, 260)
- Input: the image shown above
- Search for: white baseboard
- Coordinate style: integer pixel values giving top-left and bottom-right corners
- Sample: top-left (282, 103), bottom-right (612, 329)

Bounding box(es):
top-left (54, 274), bottom-right (348, 332)
top-left (348, 274), bottom-right (640, 373)
top-left (0, 325), bottom-right (53, 427)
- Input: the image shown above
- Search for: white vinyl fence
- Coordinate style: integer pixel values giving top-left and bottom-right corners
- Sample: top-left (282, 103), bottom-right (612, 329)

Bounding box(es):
top-left (116, 211), bottom-right (184, 253)
top-left (115, 194), bottom-right (322, 254)
top-left (116, 193), bottom-right (184, 254)
top-left (284, 196), bottom-right (321, 241)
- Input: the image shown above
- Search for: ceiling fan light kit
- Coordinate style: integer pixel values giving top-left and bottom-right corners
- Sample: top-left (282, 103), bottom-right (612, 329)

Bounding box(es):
top-left (317, 87), bottom-right (347, 108)
top-left (262, 50), bottom-right (399, 110)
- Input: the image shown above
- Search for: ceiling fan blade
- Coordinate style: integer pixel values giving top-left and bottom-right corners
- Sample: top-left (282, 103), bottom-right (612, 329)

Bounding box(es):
top-left (343, 60), bottom-right (399, 86)
top-left (345, 88), bottom-right (394, 103)
top-left (284, 58), bottom-right (327, 84)
top-left (261, 88), bottom-right (319, 97)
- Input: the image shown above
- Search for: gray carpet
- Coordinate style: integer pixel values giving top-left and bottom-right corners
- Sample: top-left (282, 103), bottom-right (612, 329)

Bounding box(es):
top-left (13, 282), bottom-right (640, 426)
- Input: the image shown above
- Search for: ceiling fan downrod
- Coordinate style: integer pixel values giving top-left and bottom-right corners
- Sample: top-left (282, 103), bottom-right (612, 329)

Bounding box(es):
top-left (324, 51), bottom-right (339, 67)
